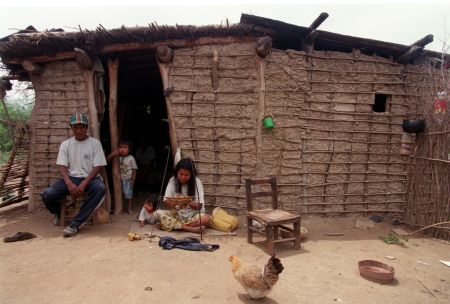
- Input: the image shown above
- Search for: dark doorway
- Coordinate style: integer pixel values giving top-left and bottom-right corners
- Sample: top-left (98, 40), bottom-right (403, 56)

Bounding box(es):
top-left (100, 50), bottom-right (173, 206)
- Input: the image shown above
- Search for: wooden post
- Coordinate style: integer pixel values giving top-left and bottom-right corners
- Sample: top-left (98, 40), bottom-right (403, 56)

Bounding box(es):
top-left (255, 36), bottom-right (272, 58)
top-left (156, 46), bottom-right (174, 63)
top-left (74, 48), bottom-right (95, 70)
top-left (157, 59), bottom-right (178, 159)
top-left (107, 58), bottom-right (123, 215)
top-left (83, 67), bottom-right (113, 213)
top-left (211, 47), bottom-right (219, 90)
top-left (255, 56), bottom-right (267, 178)
top-left (22, 60), bottom-right (42, 75)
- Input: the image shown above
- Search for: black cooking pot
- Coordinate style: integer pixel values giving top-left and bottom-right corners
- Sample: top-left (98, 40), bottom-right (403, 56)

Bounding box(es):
top-left (402, 119), bottom-right (425, 133)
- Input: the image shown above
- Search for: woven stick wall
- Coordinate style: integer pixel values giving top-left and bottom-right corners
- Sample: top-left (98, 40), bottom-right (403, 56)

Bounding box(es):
top-left (404, 59), bottom-right (450, 240)
top-left (0, 125), bottom-right (29, 208)
top-left (167, 43), bottom-right (420, 215)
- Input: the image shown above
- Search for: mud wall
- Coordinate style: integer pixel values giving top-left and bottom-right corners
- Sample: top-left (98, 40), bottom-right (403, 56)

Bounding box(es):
top-left (28, 60), bottom-right (88, 208)
top-left (168, 44), bottom-right (420, 215)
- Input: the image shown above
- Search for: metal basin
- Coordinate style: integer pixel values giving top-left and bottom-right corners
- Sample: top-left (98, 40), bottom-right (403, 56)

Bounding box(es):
top-left (358, 260), bottom-right (395, 283)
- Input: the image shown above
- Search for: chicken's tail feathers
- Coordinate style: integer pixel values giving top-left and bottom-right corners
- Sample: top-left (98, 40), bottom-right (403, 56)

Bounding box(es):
top-left (264, 254), bottom-right (284, 276)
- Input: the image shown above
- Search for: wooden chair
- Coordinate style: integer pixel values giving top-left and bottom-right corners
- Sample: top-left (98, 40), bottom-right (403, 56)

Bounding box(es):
top-left (245, 176), bottom-right (301, 254)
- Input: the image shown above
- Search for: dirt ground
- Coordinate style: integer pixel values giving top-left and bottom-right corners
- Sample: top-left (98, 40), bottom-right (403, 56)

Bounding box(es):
top-left (0, 205), bottom-right (449, 304)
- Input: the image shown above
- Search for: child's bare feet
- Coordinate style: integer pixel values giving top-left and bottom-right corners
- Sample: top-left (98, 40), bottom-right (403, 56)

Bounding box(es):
top-left (139, 221), bottom-right (145, 227)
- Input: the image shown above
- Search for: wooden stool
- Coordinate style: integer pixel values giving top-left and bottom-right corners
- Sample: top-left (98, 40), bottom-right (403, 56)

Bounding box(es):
top-left (60, 195), bottom-right (94, 227)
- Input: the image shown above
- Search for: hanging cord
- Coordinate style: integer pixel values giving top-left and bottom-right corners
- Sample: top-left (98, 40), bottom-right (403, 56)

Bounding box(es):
top-left (189, 158), bottom-right (203, 240)
top-left (150, 146), bottom-right (171, 237)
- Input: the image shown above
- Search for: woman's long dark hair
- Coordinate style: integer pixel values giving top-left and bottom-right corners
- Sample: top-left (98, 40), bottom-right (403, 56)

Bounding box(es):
top-left (173, 158), bottom-right (197, 196)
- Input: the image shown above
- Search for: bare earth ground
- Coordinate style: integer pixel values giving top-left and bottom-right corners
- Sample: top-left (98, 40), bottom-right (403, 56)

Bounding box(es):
top-left (0, 205), bottom-right (449, 304)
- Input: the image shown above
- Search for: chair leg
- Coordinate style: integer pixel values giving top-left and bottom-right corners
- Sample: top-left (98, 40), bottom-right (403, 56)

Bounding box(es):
top-left (60, 199), bottom-right (66, 227)
top-left (247, 217), bottom-right (253, 244)
top-left (266, 226), bottom-right (275, 254)
top-left (273, 226), bottom-right (279, 240)
top-left (293, 220), bottom-right (301, 250)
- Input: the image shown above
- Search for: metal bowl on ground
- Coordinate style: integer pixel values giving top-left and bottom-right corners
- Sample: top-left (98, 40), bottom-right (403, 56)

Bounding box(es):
top-left (358, 260), bottom-right (395, 283)
top-left (402, 119), bottom-right (425, 133)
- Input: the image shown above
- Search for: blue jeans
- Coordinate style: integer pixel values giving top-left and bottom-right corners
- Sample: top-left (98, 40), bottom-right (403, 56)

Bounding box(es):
top-left (41, 176), bottom-right (105, 229)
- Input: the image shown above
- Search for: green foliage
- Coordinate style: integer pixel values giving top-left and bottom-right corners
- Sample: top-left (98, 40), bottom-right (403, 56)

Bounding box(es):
top-left (379, 233), bottom-right (407, 245)
top-left (0, 81), bottom-right (34, 163)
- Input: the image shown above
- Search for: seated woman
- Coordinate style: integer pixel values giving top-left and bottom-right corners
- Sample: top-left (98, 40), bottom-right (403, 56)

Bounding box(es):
top-left (156, 158), bottom-right (210, 233)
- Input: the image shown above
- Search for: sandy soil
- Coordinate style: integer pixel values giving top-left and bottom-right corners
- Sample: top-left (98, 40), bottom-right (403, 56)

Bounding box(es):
top-left (0, 206), bottom-right (449, 304)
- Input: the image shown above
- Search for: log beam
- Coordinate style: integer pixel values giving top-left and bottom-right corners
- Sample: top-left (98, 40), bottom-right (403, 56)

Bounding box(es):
top-left (22, 60), bottom-right (42, 75)
top-left (157, 60), bottom-right (178, 160)
top-left (301, 12), bottom-right (328, 53)
top-left (411, 34), bottom-right (433, 47)
top-left (398, 45), bottom-right (423, 63)
top-left (3, 36), bottom-right (257, 64)
top-left (255, 36), bottom-right (272, 58)
top-left (156, 45), bottom-right (173, 63)
top-left (306, 12), bottom-right (329, 34)
top-left (74, 48), bottom-right (94, 70)
top-left (302, 30), bottom-right (319, 53)
top-left (107, 58), bottom-right (123, 215)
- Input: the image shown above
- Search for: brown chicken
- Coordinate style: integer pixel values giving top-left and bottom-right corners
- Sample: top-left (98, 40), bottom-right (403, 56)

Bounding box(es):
top-left (229, 254), bottom-right (284, 299)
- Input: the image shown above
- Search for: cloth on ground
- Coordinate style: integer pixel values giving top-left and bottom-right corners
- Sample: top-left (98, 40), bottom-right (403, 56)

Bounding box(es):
top-left (158, 236), bottom-right (219, 252)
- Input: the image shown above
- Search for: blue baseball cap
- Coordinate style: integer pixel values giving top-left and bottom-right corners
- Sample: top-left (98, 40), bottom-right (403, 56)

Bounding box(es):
top-left (70, 113), bottom-right (89, 126)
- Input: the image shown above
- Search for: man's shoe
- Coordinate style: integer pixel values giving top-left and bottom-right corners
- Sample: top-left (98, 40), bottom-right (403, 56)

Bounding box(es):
top-left (53, 214), bottom-right (60, 226)
top-left (62, 225), bottom-right (78, 237)
top-left (3, 232), bottom-right (36, 242)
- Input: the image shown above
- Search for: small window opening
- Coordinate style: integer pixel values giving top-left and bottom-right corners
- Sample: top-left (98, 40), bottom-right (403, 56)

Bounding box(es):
top-left (373, 94), bottom-right (388, 112)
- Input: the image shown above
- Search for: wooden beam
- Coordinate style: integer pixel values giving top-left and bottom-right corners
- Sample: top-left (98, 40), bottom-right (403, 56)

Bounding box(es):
top-left (255, 36), bottom-right (272, 58)
top-left (398, 45), bottom-right (423, 63)
top-left (156, 45), bottom-right (173, 63)
top-left (411, 34), bottom-right (433, 47)
top-left (0, 80), bottom-right (12, 91)
top-left (255, 57), bottom-right (267, 178)
top-left (211, 47), bottom-right (219, 90)
top-left (74, 48), bottom-right (94, 70)
top-left (302, 30), bottom-right (319, 53)
top-left (3, 36), bottom-right (257, 64)
top-left (22, 60), bottom-right (42, 75)
top-left (83, 66), bottom-right (112, 214)
top-left (306, 12), bottom-right (329, 34)
top-left (157, 59), bottom-right (178, 160)
top-left (107, 58), bottom-right (123, 215)
top-left (300, 13), bottom-right (328, 53)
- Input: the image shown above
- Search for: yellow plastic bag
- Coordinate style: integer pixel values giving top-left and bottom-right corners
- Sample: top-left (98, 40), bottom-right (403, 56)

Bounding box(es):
top-left (209, 207), bottom-right (238, 232)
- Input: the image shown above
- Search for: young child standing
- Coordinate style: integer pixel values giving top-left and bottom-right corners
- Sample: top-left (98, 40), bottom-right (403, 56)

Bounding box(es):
top-left (107, 140), bottom-right (138, 213)
top-left (138, 194), bottom-right (158, 227)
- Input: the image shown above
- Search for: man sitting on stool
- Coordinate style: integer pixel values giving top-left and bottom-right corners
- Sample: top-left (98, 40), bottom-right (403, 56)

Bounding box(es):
top-left (41, 113), bottom-right (107, 237)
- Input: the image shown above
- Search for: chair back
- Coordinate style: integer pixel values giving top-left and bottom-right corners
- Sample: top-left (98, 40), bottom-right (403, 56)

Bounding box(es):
top-left (245, 176), bottom-right (278, 211)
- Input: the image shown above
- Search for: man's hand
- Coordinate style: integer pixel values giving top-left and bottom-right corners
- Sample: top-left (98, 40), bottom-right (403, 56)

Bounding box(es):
top-left (66, 181), bottom-right (79, 196)
top-left (76, 180), bottom-right (88, 195)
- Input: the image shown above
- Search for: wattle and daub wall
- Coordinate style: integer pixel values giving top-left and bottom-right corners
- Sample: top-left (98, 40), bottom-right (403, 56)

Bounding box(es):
top-left (30, 42), bottom-right (425, 215)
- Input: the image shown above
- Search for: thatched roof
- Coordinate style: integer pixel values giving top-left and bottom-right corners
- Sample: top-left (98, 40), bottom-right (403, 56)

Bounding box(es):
top-left (0, 13), bottom-right (444, 79)
top-left (0, 23), bottom-right (267, 61)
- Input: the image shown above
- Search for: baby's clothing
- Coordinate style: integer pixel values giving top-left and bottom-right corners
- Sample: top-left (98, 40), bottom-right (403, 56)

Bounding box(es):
top-left (139, 207), bottom-right (158, 224)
